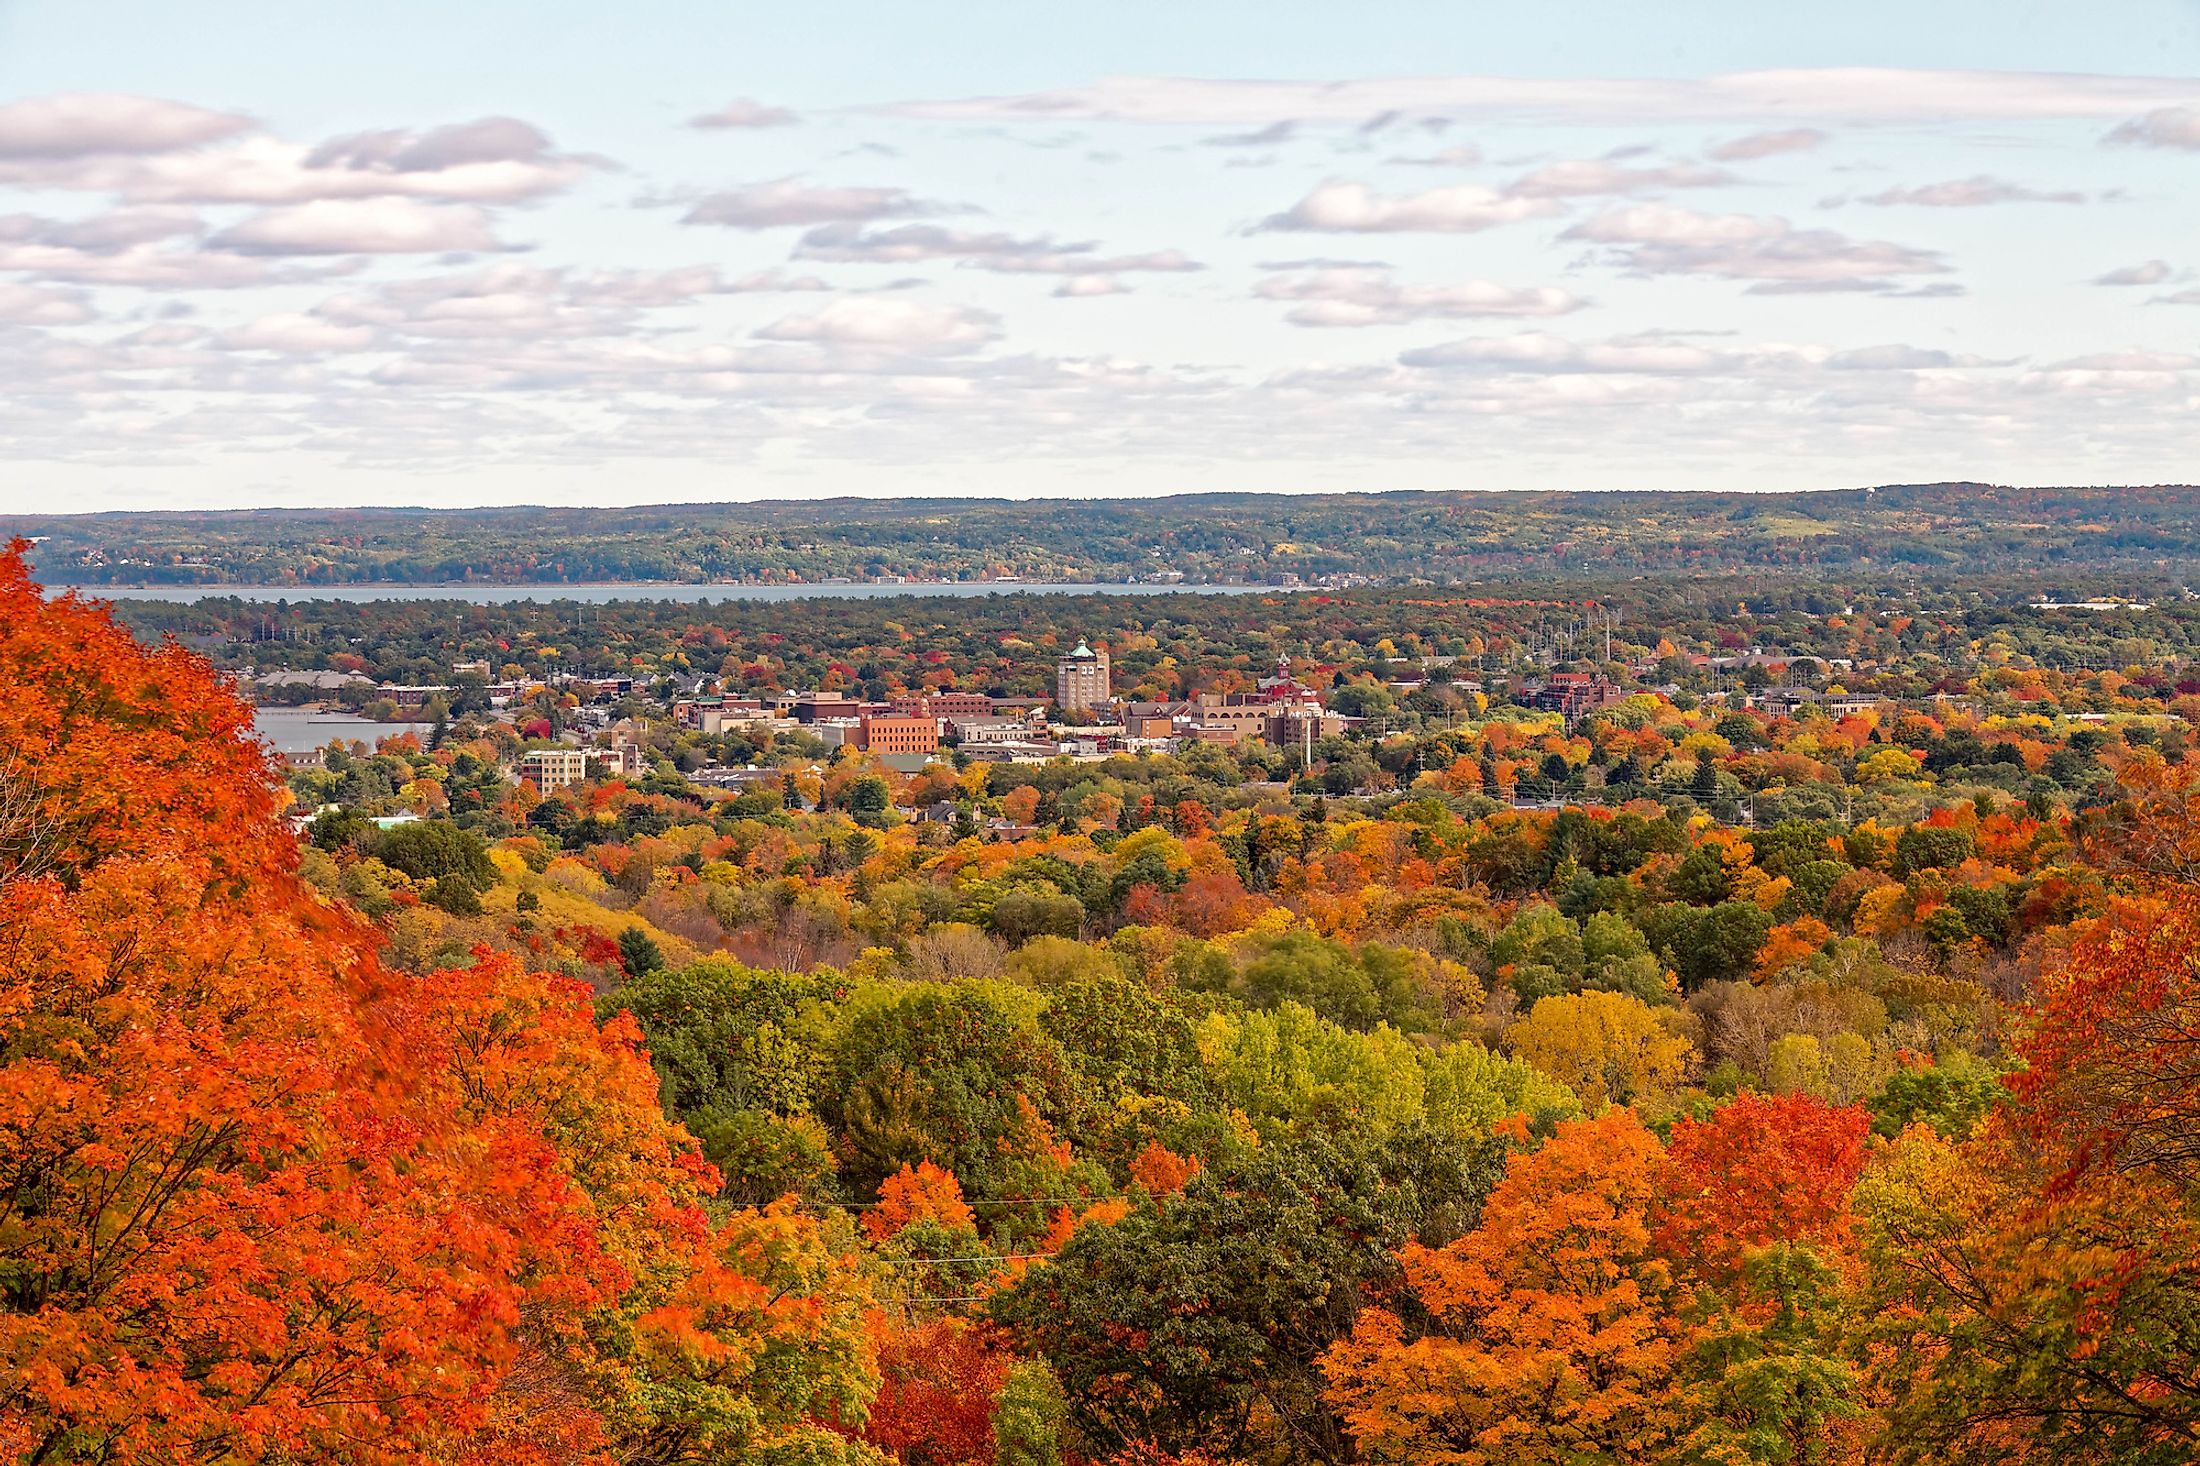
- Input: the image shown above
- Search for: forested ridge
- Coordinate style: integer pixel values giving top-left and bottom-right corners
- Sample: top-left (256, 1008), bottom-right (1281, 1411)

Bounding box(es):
top-left (9, 542), bottom-right (2200, 1465)
top-left (16, 482), bottom-right (2200, 587)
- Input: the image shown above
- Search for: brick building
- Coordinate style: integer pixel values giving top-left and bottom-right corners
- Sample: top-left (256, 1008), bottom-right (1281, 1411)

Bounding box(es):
top-left (890, 691), bottom-right (994, 719)
top-left (858, 712), bottom-right (941, 755)
top-left (1055, 639), bottom-right (1110, 712)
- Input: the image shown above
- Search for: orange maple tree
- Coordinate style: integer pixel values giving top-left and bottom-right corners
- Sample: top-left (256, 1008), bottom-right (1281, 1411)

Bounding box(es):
top-left (1321, 1110), bottom-right (1691, 1466)
top-left (0, 548), bottom-right (881, 1465)
top-left (865, 1161), bottom-right (979, 1243)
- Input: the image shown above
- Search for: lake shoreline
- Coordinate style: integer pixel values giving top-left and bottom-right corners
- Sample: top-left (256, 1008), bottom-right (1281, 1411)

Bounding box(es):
top-left (60, 580), bottom-right (1275, 605)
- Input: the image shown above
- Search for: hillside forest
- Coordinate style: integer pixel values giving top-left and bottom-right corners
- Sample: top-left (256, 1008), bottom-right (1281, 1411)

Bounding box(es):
top-left (8, 543), bottom-right (2200, 1465)
top-left (15, 481), bottom-right (2200, 588)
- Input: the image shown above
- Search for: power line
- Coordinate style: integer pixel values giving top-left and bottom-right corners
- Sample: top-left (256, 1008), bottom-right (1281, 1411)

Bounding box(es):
top-left (874, 1251), bottom-right (1059, 1266)
top-left (810, 1195), bottom-right (1102, 1211)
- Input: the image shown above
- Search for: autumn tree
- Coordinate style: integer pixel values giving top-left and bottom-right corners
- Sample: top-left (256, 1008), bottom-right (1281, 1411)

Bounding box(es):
top-left (1656, 1092), bottom-right (1872, 1284)
top-left (2008, 891), bottom-right (2200, 1182)
top-left (857, 1317), bottom-right (1012, 1466)
top-left (1852, 1123), bottom-right (2200, 1465)
top-left (1505, 990), bottom-right (1694, 1109)
top-left (1852, 891), bottom-right (2200, 1463)
top-left (0, 548), bottom-right (883, 1466)
top-left (1321, 1111), bottom-right (1692, 1466)
top-left (992, 1128), bottom-right (1500, 1465)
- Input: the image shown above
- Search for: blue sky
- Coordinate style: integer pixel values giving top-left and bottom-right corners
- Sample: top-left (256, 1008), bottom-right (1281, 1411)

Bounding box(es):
top-left (1, 1), bottom-right (2197, 509)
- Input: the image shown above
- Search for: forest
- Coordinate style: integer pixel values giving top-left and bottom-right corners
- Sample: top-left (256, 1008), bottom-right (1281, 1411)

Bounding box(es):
top-left (8, 539), bottom-right (2200, 1466)
top-left (14, 481), bottom-right (2200, 588)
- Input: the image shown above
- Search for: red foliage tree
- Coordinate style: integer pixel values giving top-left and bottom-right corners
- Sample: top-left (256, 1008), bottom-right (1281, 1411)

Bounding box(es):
top-left (858, 1317), bottom-right (1011, 1466)
top-left (1656, 1092), bottom-right (1872, 1282)
top-left (2009, 890), bottom-right (2200, 1185)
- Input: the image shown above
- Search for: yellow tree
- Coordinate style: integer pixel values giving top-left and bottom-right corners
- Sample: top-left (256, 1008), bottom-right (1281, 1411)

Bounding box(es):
top-left (1504, 991), bottom-right (1694, 1109)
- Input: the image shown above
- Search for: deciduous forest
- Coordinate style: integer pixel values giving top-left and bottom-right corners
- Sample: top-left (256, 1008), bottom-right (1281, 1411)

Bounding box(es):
top-left (7, 540), bottom-right (2200, 1466)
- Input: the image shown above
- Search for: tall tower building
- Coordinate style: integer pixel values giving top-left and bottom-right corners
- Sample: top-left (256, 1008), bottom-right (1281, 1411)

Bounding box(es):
top-left (1055, 638), bottom-right (1110, 712)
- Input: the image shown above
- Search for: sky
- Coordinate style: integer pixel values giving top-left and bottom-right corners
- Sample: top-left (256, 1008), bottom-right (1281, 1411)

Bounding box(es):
top-left (1, 1), bottom-right (2197, 511)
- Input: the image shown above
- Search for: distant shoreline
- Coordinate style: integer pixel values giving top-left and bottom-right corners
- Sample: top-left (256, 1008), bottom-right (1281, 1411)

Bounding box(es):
top-left (60, 580), bottom-right (1272, 605)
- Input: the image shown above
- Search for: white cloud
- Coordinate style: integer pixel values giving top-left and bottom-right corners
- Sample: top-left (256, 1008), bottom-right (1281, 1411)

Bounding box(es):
top-left (211, 199), bottom-right (507, 255)
top-left (1707, 127), bottom-right (1828, 161)
top-left (1506, 159), bottom-right (1737, 198)
top-left (1259, 180), bottom-right (1555, 233)
top-left (794, 222), bottom-right (1200, 275)
top-left (690, 98), bottom-right (800, 129)
top-left (0, 282), bottom-right (95, 325)
top-left (726, 267), bottom-right (833, 292)
top-left (1203, 120), bottom-right (1297, 147)
top-left (793, 222), bottom-right (1069, 263)
top-left (1388, 330), bottom-right (1998, 382)
top-left (1858, 175), bottom-right (2084, 206)
top-left (1562, 204), bottom-right (1948, 293)
top-left (107, 124), bottom-right (597, 205)
top-left (755, 296), bottom-right (1000, 353)
top-left (892, 70), bottom-right (2200, 127)
top-left (2094, 259), bottom-right (2173, 286)
top-left (0, 230), bottom-right (316, 289)
top-left (220, 312), bottom-right (378, 353)
top-left (1389, 143), bottom-right (1483, 167)
top-left (309, 117), bottom-right (557, 173)
top-left (0, 93), bottom-right (251, 159)
top-left (1823, 344), bottom-right (1961, 369)
top-left (680, 179), bottom-right (933, 228)
top-left (1256, 267), bottom-right (1584, 326)
top-left (987, 248), bottom-right (1200, 277)
top-left (0, 207), bottom-right (200, 252)
top-left (2108, 106), bottom-right (2200, 149)
top-left (1055, 276), bottom-right (1127, 298)
top-left (2044, 350), bottom-right (2198, 370)
top-left (2155, 287), bottom-right (2200, 306)
top-left (1400, 330), bottom-right (1734, 374)
top-left (308, 263), bottom-right (827, 341)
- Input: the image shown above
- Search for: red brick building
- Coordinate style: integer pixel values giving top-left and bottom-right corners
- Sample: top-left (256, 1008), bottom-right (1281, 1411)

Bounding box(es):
top-left (858, 712), bottom-right (941, 755)
top-left (890, 692), bottom-right (994, 719)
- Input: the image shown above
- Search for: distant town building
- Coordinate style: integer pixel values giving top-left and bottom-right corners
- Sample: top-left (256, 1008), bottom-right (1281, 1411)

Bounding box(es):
top-left (593, 725), bottom-right (647, 777)
top-left (1749, 687), bottom-right (1820, 719)
top-left (938, 718), bottom-right (1025, 753)
top-left (858, 712), bottom-right (941, 756)
top-left (519, 748), bottom-right (592, 793)
top-left (1122, 659), bottom-right (1344, 748)
top-left (1055, 639), bottom-right (1111, 712)
top-left (1521, 673), bottom-right (1626, 720)
top-left (790, 694), bottom-right (862, 724)
top-left (889, 691), bottom-right (993, 719)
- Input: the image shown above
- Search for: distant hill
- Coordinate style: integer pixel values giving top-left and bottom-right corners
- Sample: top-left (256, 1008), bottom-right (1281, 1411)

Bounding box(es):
top-left (11, 482), bottom-right (2200, 588)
